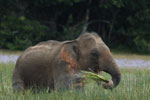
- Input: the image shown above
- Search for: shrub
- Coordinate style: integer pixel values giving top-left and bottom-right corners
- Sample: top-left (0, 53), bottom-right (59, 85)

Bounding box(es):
top-left (0, 14), bottom-right (52, 50)
top-left (134, 36), bottom-right (150, 54)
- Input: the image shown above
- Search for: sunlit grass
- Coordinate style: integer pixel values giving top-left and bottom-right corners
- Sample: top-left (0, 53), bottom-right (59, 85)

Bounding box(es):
top-left (0, 49), bottom-right (21, 55)
top-left (112, 52), bottom-right (150, 60)
top-left (0, 63), bottom-right (150, 100)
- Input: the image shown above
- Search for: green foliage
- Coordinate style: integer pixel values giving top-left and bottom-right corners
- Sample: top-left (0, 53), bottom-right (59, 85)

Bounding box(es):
top-left (121, 0), bottom-right (150, 53)
top-left (0, 0), bottom-right (149, 54)
top-left (60, 15), bottom-right (84, 40)
top-left (134, 37), bottom-right (150, 54)
top-left (0, 14), bottom-right (52, 50)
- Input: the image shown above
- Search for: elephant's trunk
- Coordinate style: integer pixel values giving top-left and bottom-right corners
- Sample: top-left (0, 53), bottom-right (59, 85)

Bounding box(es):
top-left (103, 60), bottom-right (121, 89)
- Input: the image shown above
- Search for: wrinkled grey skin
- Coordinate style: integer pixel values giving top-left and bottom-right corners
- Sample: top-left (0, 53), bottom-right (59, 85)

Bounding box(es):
top-left (12, 32), bottom-right (121, 92)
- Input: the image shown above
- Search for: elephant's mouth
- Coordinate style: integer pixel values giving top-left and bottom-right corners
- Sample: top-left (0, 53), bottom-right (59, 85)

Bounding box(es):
top-left (102, 64), bottom-right (121, 89)
top-left (97, 68), bottom-right (102, 75)
top-left (94, 67), bottom-right (118, 89)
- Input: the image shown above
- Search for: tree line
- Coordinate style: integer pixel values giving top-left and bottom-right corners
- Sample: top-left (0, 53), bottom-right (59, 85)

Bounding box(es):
top-left (0, 0), bottom-right (149, 54)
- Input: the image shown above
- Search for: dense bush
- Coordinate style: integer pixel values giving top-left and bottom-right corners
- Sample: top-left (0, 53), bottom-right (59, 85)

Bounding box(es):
top-left (0, 14), bottom-right (54, 50)
top-left (134, 37), bottom-right (150, 54)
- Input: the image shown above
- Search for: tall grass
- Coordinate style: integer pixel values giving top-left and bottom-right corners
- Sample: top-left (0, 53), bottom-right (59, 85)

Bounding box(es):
top-left (0, 63), bottom-right (150, 100)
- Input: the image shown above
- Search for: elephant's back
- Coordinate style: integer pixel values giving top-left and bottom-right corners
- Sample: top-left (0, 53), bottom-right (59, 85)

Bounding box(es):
top-left (14, 41), bottom-right (62, 87)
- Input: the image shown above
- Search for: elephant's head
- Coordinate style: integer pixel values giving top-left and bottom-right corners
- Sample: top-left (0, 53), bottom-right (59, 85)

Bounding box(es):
top-left (75, 32), bottom-right (121, 89)
top-left (57, 32), bottom-right (121, 89)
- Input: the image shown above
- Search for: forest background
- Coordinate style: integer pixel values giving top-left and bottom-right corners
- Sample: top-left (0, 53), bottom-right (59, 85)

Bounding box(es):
top-left (0, 0), bottom-right (149, 54)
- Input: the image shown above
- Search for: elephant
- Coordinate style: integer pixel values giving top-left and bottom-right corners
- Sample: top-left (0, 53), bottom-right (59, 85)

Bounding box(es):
top-left (12, 32), bottom-right (121, 92)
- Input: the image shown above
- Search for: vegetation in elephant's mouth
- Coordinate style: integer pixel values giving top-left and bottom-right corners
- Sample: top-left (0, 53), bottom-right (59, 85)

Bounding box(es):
top-left (79, 70), bottom-right (109, 83)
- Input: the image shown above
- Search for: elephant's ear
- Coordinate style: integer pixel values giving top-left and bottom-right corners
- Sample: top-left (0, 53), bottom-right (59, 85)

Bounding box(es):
top-left (58, 41), bottom-right (79, 75)
top-left (53, 41), bottom-right (80, 89)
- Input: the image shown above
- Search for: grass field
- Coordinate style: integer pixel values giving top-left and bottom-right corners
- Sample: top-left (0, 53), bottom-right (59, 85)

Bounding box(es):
top-left (0, 63), bottom-right (150, 100)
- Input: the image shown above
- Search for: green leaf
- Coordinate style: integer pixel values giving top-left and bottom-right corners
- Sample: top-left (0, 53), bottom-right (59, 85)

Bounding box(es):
top-left (80, 70), bottom-right (109, 83)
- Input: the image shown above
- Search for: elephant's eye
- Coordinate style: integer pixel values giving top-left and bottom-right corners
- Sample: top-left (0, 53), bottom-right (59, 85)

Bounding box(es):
top-left (91, 50), bottom-right (99, 57)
